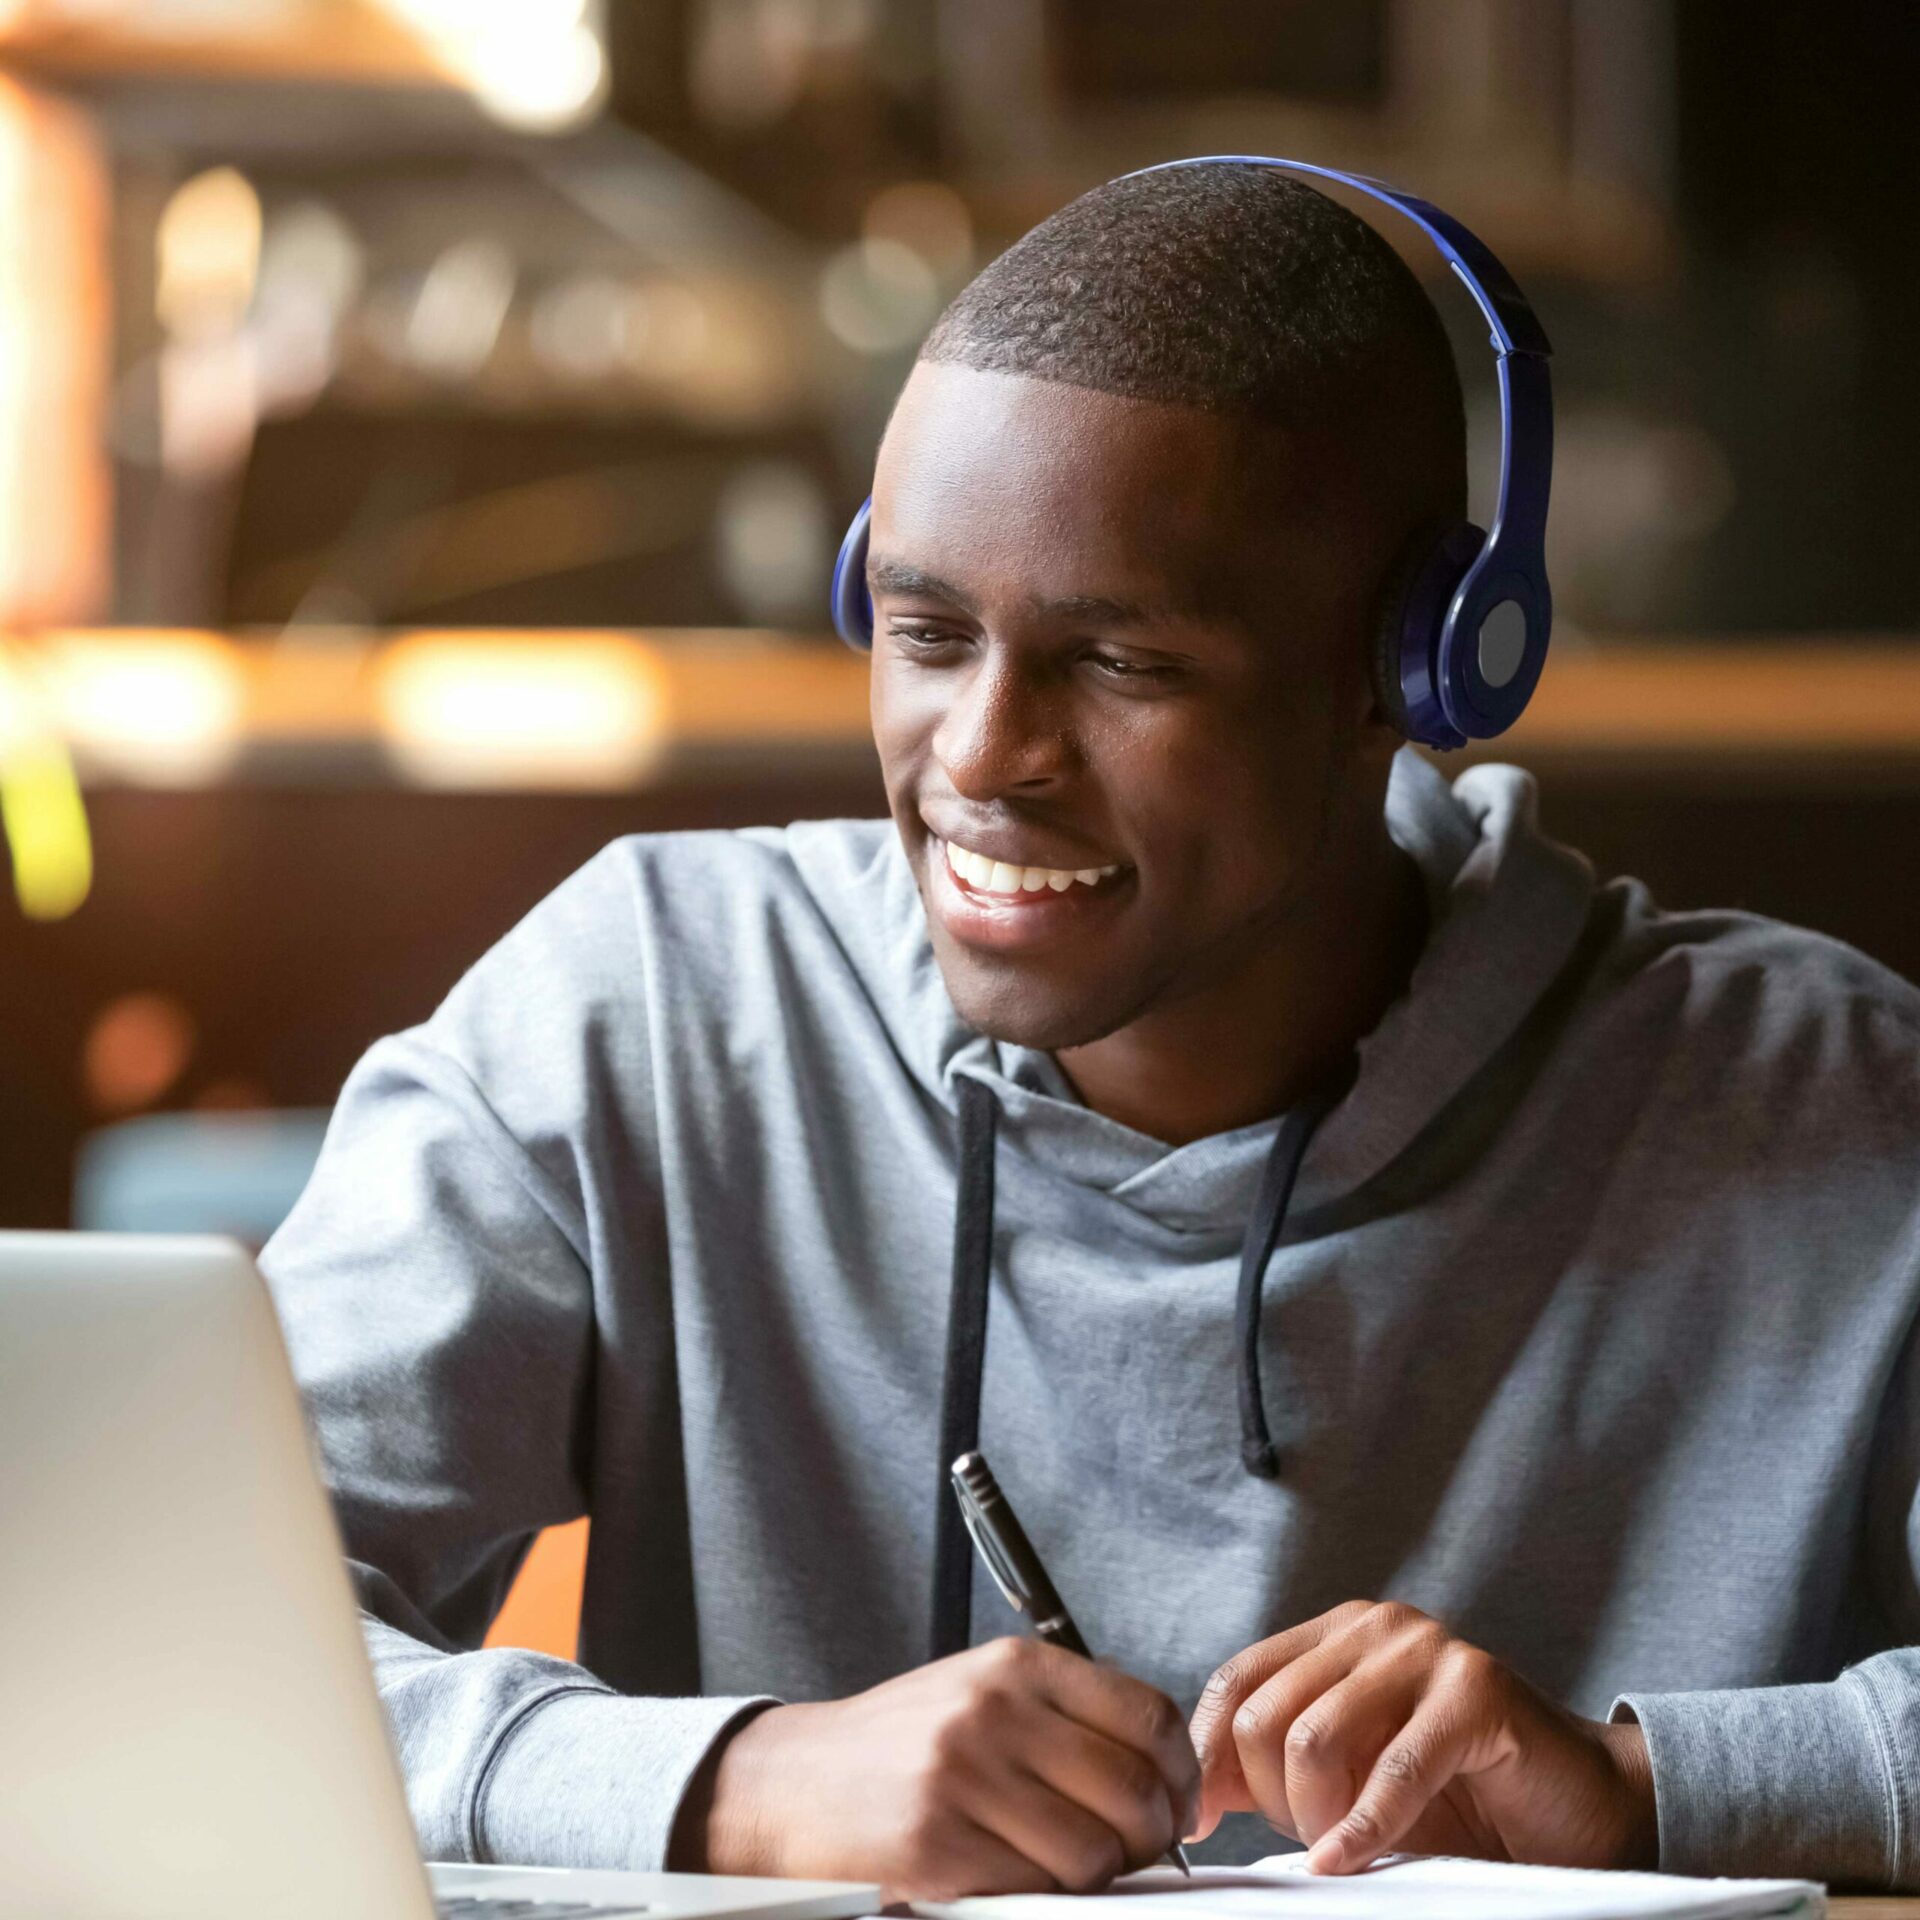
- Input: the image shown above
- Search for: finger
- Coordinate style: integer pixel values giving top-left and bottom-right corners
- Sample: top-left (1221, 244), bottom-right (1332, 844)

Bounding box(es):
top-left (1191, 1606), bottom-right (1370, 1762)
top-left (1026, 1645), bottom-right (1200, 1835)
top-left (1303, 1698), bottom-right (1472, 1876)
top-left (1019, 1713), bottom-right (1183, 1871)
top-left (1189, 1605), bottom-right (1373, 1837)
top-left (889, 1811), bottom-right (1058, 1903)
top-left (973, 1767), bottom-right (1134, 1895)
top-left (1186, 1713), bottom-right (1247, 1842)
top-left (1227, 1635), bottom-right (1375, 1840)
top-left (1282, 1665), bottom-right (1425, 1851)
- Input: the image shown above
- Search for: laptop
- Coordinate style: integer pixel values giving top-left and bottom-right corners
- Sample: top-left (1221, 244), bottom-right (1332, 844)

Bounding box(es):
top-left (0, 1232), bottom-right (881, 1920)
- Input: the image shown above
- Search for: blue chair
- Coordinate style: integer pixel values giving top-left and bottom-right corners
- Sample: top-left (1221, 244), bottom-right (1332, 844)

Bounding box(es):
top-left (72, 1110), bottom-right (331, 1245)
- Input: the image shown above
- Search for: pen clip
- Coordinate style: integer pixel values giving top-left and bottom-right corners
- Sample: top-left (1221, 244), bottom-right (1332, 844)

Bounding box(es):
top-left (951, 1469), bottom-right (1031, 1615)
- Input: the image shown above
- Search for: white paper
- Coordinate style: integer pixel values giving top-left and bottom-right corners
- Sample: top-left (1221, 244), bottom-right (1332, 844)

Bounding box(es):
top-left (911, 1853), bottom-right (1823, 1920)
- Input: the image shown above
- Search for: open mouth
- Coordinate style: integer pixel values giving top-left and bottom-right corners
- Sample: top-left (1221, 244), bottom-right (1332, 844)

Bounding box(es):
top-left (936, 836), bottom-right (1123, 900)
top-left (925, 835), bottom-right (1132, 952)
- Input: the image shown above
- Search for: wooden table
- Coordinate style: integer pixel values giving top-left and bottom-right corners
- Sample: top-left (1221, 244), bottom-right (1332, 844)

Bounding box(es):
top-left (1830, 1902), bottom-right (1920, 1915)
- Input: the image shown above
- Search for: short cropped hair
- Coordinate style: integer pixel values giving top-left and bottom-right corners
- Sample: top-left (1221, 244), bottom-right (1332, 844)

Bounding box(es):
top-left (921, 163), bottom-right (1467, 520)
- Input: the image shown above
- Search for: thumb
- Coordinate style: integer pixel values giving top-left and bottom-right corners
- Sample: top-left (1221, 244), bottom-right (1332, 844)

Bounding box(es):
top-left (1186, 1700), bottom-right (1253, 1841)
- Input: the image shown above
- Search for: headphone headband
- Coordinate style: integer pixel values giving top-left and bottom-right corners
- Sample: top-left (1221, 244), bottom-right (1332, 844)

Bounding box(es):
top-left (831, 154), bottom-right (1555, 750)
top-left (1123, 157), bottom-right (1550, 356)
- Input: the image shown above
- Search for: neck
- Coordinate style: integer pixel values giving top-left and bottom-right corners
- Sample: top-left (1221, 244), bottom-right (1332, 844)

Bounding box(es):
top-left (1054, 825), bottom-right (1427, 1146)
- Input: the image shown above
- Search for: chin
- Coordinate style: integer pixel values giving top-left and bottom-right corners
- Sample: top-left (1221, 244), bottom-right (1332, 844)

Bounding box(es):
top-left (934, 947), bottom-right (1143, 1054)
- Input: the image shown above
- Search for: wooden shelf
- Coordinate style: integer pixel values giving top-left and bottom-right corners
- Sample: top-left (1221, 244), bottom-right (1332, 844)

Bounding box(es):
top-left (7, 629), bottom-right (1920, 791)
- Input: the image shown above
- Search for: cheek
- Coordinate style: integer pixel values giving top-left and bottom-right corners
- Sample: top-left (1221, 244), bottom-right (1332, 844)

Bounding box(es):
top-left (1115, 707), bottom-right (1330, 898)
top-left (869, 657), bottom-right (933, 798)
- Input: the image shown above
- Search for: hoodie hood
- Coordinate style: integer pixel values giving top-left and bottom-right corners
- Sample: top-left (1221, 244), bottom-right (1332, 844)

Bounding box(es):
top-left (783, 748), bottom-right (1597, 1236)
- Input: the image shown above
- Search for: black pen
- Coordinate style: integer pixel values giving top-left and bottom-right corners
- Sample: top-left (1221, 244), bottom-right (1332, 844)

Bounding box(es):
top-left (949, 1449), bottom-right (1194, 1878)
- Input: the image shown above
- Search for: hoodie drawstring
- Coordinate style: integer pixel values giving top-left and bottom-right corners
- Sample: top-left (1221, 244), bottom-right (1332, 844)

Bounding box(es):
top-left (1233, 1054), bottom-right (1357, 1478)
top-left (929, 1056), bottom-right (1357, 1660)
top-left (930, 1075), bottom-right (999, 1660)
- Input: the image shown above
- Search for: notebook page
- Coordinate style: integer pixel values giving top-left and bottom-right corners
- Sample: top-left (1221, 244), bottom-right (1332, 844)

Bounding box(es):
top-left (911, 1853), bottom-right (1823, 1920)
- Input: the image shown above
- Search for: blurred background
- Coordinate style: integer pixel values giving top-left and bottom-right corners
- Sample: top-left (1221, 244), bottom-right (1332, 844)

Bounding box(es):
top-left (2, 0), bottom-right (1916, 1660)
top-left (1, 0), bottom-right (1917, 1238)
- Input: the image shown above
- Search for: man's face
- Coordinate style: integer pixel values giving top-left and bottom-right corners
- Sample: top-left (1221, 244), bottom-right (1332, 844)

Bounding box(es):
top-left (868, 361), bottom-right (1400, 1053)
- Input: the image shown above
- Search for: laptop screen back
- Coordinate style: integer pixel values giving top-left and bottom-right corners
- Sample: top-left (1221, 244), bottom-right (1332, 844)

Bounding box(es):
top-left (0, 1232), bottom-right (434, 1920)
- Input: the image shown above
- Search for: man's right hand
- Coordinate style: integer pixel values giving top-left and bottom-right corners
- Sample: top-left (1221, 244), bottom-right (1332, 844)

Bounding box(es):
top-left (670, 1638), bottom-right (1200, 1900)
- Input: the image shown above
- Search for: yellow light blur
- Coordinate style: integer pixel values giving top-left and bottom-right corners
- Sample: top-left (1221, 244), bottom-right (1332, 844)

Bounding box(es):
top-left (375, 633), bottom-right (667, 789)
top-left (0, 643), bottom-right (90, 919)
top-left (42, 631), bottom-right (245, 784)
top-left (156, 164), bottom-right (262, 338)
top-left (0, 737), bottom-right (92, 919)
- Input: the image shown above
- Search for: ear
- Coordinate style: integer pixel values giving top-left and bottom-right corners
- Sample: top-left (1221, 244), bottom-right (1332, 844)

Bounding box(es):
top-left (1354, 682), bottom-right (1410, 772)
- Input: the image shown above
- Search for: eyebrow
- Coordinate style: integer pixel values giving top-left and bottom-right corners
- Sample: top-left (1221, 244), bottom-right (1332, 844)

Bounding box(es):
top-left (866, 558), bottom-right (1193, 628)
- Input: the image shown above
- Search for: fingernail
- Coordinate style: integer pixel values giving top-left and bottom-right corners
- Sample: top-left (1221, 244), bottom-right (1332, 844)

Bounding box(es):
top-left (1305, 1835), bottom-right (1345, 1875)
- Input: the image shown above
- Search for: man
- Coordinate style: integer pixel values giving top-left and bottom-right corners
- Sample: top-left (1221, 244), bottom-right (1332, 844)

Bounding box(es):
top-left (263, 166), bottom-right (1920, 1897)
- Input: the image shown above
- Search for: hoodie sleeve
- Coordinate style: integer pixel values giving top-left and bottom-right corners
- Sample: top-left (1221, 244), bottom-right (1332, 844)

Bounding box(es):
top-left (260, 851), bottom-right (775, 1870)
top-left (1609, 1257), bottom-right (1920, 1893)
top-left (1607, 1671), bottom-right (1900, 1888)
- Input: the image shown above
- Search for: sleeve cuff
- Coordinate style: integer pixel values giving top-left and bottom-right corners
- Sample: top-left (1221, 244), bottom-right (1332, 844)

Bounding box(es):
top-left (473, 1687), bottom-right (780, 1871)
top-left (1610, 1671), bottom-right (1897, 1888)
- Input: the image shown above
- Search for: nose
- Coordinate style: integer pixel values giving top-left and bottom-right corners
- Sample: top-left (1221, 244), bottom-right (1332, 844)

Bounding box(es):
top-left (932, 644), bottom-right (1071, 802)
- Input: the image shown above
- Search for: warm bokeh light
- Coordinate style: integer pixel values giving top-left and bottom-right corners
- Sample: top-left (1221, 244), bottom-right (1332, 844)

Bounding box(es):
top-left (82, 990), bottom-right (197, 1115)
top-left (156, 165), bottom-right (262, 340)
top-left (375, 632), bottom-right (669, 789)
top-left (374, 0), bottom-right (607, 132)
top-left (8, 628), bottom-right (874, 790)
top-left (863, 180), bottom-right (974, 281)
top-left (40, 631), bottom-right (246, 784)
top-left (404, 236), bottom-right (516, 381)
top-left (817, 235), bottom-right (940, 354)
top-left (714, 462), bottom-right (831, 622)
top-left (0, 75), bottom-right (109, 628)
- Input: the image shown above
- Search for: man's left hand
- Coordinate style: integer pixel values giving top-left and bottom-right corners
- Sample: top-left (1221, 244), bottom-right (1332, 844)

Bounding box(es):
top-left (1188, 1602), bottom-right (1657, 1875)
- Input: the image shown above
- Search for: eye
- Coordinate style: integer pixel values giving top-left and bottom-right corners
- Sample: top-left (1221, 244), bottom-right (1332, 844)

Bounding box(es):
top-left (1087, 650), bottom-right (1180, 685)
top-left (885, 621), bottom-right (968, 656)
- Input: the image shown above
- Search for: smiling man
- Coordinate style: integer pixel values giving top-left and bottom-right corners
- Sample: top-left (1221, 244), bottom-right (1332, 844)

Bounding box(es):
top-left (264, 165), bottom-right (1920, 1898)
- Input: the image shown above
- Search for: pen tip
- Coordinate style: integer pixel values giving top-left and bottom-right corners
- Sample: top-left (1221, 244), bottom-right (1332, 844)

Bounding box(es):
top-left (1169, 1843), bottom-right (1193, 1877)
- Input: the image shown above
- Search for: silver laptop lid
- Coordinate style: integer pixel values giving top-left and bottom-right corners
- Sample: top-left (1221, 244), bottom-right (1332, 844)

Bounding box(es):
top-left (0, 1232), bottom-right (434, 1920)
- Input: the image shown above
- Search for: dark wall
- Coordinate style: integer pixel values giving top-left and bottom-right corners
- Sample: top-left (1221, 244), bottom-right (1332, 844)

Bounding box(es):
top-left (1672, 5), bottom-right (1920, 629)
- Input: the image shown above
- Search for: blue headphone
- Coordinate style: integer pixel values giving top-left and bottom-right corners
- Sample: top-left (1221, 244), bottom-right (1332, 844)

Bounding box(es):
top-left (828, 156), bottom-right (1553, 752)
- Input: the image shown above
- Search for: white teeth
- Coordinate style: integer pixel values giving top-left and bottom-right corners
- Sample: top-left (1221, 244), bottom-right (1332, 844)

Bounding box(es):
top-left (940, 837), bottom-right (1120, 895)
top-left (943, 841), bottom-right (995, 888)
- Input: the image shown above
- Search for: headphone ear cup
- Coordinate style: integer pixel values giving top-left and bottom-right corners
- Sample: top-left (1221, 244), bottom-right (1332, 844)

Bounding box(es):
top-left (1369, 520), bottom-right (1485, 748)
top-left (1369, 529), bottom-right (1438, 739)
top-left (830, 497), bottom-right (874, 650)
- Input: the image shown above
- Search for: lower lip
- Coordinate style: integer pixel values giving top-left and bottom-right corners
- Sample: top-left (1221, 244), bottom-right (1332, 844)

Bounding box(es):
top-left (927, 842), bottom-right (1132, 952)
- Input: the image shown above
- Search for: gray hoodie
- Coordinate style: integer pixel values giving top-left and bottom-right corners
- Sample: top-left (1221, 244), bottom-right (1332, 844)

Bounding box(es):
top-left (262, 749), bottom-right (1920, 1889)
